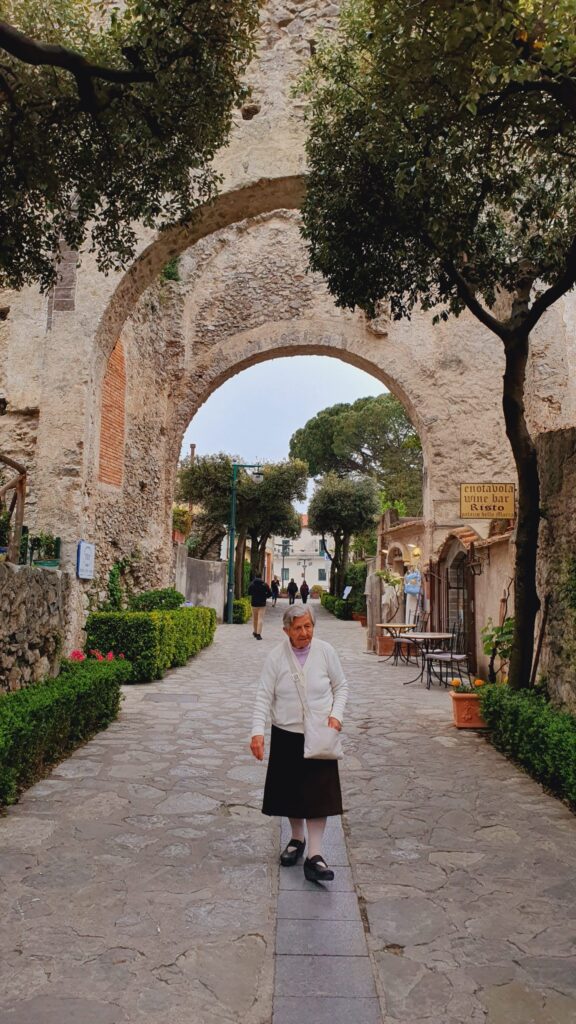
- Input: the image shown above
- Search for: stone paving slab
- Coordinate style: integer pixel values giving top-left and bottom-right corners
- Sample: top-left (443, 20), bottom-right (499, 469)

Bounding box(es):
top-left (274, 955), bottom-right (378, 997)
top-left (276, 918), bottom-right (367, 955)
top-left (273, 996), bottom-right (382, 1024)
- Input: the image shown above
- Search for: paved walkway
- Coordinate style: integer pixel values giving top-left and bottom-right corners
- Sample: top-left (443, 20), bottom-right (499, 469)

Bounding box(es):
top-left (0, 604), bottom-right (575, 1023)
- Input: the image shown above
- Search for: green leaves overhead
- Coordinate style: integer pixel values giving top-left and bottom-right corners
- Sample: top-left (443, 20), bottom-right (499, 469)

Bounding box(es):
top-left (300, 0), bottom-right (576, 327)
top-left (0, 0), bottom-right (260, 289)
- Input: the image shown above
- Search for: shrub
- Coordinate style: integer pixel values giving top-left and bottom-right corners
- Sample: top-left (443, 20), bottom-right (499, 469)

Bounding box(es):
top-left (0, 659), bottom-right (130, 806)
top-left (232, 597), bottom-right (251, 624)
top-left (321, 592), bottom-right (336, 612)
top-left (334, 598), bottom-right (353, 620)
top-left (345, 561), bottom-right (368, 615)
top-left (480, 686), bottom-right (576, 808)
top-left (128, 587), bottom-right (184, 611)
top-left (86, 607), bottom-right (216, 682)
top-left (310, 584), bottom-right (324, 598)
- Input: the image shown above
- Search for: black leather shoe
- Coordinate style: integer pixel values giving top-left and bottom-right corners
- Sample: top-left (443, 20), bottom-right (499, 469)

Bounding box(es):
top-left (304, 856), bottom-right (334, 882)
top-left (256, 633), bottom-right (263, 639)
top-left (280, 838), bottom-right (306, 866)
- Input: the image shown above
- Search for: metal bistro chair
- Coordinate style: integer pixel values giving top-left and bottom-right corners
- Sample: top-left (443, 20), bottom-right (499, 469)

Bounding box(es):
top-left (393, 610), bottom-right (430, 666)
top-left (425, 627), bottom-right (471, 689)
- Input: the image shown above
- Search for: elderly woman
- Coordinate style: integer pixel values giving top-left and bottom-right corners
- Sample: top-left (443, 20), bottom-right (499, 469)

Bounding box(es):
top-left (250, 604), bottom-right (348, 882)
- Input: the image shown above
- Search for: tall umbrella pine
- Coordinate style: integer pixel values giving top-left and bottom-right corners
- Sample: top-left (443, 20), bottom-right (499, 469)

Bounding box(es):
top-left (300, 0), bottom-right (576, 688)
top-left (308, 475), bottom-right (380, 597)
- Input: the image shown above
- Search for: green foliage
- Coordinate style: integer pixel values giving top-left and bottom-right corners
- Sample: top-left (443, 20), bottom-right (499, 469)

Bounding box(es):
top-left (242, 561), bottom-right (251, 598)
top-left (85, 607), bottom-right (216, 682)
top-left (0, 1), bottom-right (260, 290)
top-left (289, 394), bottom-right (422, 516)
top-left (481, 616), bottom-right (515, 681)
top-left (480, 686), bottom-right (576, 808)
top-left (29, 531), bottom-right (59, 561)
top-left (0, 658), bottom-right (130, 806)
top-left (128, 587), bottom-right (184, 611)
top-left (309, 473), bottom-right (379, 595)
top-left (232, 597), bottom-right (251, 624)
top-left (0, 507), bottom-right (10, 547)
top-left (320, 592), bottom-right (352, 620)
top-left (345, 561), bottom-right (368, 615)
top-left (162, 258), bottom-right (180, 282)
top-left (106, 562), bottom-right (123, 611)
top-left (172, 506), bottom-right (192, 536)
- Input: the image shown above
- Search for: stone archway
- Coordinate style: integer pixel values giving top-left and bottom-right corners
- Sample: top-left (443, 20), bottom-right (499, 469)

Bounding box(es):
top-left (78, 209), bottom-right (515, 630)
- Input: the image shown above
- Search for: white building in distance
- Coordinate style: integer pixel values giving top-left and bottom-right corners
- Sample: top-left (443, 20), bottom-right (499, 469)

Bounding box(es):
top-left (272, 515), bottom-right (330, 590)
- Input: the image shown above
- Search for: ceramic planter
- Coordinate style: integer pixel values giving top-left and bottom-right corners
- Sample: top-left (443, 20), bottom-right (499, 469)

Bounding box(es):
top-left (377, 635), bottom-right (395, 656)
top-left (450, 692), bottom-right (486, 729)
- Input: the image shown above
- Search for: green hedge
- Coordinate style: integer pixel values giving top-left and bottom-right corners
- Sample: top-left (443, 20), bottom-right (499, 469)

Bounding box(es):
top-left (128, 587), bottom-right (184, 611)
top-left (480, 686), bottom-right (576, 807)
top-left (0, 659), bottom-right (130, 806)
top-left (86, 606), bottom-right (217, 682)
top-left (320, 592), bottom-right (352, 620)
top-left (232, 597), bottom-right (252, 624)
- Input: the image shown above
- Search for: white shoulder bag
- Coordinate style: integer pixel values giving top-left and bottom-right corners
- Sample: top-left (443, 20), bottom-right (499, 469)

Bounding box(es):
top-left (286, 644), bottom-right (343, 761)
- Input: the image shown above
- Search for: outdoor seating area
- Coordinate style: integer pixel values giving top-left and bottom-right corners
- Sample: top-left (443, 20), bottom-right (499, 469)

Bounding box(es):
top-left (377, 612), bottom-right (472, 689)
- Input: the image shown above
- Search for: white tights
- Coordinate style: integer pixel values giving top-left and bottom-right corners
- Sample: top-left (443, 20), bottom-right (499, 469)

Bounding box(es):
top-left (289, 816), bottom-right (327, 859)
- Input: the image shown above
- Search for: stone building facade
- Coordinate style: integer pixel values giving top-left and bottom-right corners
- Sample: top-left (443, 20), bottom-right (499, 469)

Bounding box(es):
top-left (1, 1), bottom-right (576, 692)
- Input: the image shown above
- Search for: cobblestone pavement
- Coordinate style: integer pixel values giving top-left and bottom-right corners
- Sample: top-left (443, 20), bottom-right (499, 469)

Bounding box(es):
top-left (0, 603), bottom-right (575, 1024)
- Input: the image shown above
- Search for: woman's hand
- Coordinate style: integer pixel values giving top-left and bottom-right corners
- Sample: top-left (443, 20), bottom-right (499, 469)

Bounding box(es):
top-left (328, 717), bottom-right (342, 731)
top-left (250, 735), bottom-right (265, 760)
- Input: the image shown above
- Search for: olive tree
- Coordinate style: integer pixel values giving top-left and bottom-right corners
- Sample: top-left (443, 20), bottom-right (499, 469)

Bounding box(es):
top-left (301, 0), bottom-right (576, 688)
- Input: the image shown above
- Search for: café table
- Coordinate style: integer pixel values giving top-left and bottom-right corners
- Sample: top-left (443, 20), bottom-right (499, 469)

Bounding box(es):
top-left (400, 632), bottom-right (453, 685)
top-left (376, 623), bottom-right (416, 663)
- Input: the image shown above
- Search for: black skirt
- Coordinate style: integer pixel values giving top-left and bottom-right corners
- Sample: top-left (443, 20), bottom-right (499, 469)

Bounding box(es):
top-left (262, 725), bottom-right (343, 819)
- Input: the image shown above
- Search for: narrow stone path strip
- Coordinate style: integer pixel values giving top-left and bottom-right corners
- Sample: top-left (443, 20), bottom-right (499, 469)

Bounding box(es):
top-left (273, 817), bottom-right (381, 1024)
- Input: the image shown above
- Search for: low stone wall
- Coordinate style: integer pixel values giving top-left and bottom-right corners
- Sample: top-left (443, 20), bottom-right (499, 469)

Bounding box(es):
top-left (174, 546), bottom-right (226, 621)
top-left (537, 427), bottom-right (576, 709)
top-left (0, 562), bottom-right (70, 692)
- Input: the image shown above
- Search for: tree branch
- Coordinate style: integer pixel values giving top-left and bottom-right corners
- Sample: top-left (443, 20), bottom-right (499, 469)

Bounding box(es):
top-left (0, 21), bottom-right (154, 106)
top-left (522, 232), bottom-right (576, 336)
top-left (441, 258), bottom-right (511, 343)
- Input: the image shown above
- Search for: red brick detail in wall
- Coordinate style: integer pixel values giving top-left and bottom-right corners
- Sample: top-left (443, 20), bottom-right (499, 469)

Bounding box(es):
top-left (99, 340), bottom-right (126, 486)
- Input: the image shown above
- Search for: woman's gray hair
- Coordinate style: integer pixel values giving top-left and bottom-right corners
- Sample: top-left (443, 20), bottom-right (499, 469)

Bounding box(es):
top-left (282, 604), bottom-right (316, 628)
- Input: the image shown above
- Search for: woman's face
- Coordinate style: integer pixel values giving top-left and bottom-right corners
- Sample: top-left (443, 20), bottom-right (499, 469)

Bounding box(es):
top-left (284, 613), bottom-right (314, 649)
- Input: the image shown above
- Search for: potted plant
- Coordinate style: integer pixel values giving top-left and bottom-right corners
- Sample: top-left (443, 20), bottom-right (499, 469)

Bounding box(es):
top-left (30, 532), bottom-right (61, 567)
top-left (449, 678), bottom-right (490, 728)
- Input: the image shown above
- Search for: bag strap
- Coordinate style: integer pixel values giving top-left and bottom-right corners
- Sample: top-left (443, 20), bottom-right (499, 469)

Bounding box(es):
top-left (284, 641), bottom-right (310, 716)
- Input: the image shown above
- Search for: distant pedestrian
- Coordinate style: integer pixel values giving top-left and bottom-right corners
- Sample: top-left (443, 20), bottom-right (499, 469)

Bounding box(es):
top-left (300, 580), bottom-right (310, 604)
top-left (271, 577), bottom-right (280, 607)
top-left (248, 573), bottom-right (272, 639)
top-left (287, 578), bottom-right (298, 605)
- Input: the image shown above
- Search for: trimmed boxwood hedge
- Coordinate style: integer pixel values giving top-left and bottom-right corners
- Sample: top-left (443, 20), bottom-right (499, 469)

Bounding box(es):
top-left (0, 659), bottom-right (130, 806)
top-left (320, 592), bottom-right (352, 620)
top-left (85, 606), bottom-right (217, 682)
top-left (232, 597), bottom-right (251, 624)
top-left (128, 587), bottom-right (184, 611)
top-left (480, 685), bottom-right (576, 808)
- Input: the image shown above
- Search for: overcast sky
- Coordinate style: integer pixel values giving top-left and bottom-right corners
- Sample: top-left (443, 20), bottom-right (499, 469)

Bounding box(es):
top-left (181, 355), bottom-right (386, 509)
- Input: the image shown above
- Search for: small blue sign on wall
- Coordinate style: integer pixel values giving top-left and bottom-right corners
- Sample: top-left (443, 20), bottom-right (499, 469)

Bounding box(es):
top-left (77, 541), bottom-right (95, 580)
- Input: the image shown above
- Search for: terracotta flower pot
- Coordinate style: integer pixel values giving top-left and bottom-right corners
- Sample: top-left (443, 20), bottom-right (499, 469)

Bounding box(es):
top-left (359, 615), bottom-right (368, 628)
top-left (376, 635), bottom-right (395, 656)
top-left (450, 692), bottom-right (487, 729)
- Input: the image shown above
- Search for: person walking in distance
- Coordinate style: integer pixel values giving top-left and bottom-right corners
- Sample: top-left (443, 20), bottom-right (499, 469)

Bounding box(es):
top-left (300, 579), bottom-right (310, 605)
top-left (270, 577), bottom-right (280, 607)
top-left (287, 578), bottom-right (298, 605)
top-left (248, 572), bottom-right (271, 640)
top-left (250, 605), bottom-right (348, 882)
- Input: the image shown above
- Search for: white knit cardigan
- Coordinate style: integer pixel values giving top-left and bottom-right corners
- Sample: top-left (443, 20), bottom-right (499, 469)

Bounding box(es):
top-left (251, 638), bottom-right (349, 738)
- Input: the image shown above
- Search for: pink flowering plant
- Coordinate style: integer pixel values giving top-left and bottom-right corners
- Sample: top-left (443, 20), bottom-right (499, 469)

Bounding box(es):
top-left (68, 649), bottom-right (125, 662)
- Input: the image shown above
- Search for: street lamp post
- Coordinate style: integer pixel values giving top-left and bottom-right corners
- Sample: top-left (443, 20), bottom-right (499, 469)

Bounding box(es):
top-left (226, 463), bottom-right (263, 624)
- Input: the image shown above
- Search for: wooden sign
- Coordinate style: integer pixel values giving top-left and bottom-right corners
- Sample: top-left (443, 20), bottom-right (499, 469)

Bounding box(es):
top-left (460, 483), bottom-right (515, 520)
